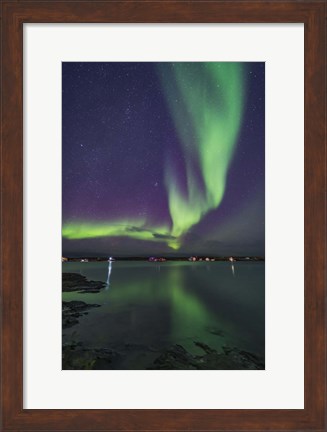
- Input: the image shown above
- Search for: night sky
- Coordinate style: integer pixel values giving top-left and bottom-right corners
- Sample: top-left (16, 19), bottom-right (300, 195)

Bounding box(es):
top-left (62, 62), bottom-right (264, 257)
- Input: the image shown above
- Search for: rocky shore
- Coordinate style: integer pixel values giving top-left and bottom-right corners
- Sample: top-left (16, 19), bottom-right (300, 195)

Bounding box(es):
top-left (63, 342), bottom-right (121, 369)
top-left (62, 272), bottom-right (106, 293)
top-left (62, 340), bottom-right (264, 370)
top-left (62, 300), bottom-right (101, 329)
top-left (62, 273), bottom-right (105, 329)
top-left (150, 342), bottom-right (264, 370)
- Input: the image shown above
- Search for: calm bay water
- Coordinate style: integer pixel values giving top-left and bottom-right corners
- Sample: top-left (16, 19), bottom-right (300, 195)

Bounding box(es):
top-left (62, 261), bottom-right (265, 369)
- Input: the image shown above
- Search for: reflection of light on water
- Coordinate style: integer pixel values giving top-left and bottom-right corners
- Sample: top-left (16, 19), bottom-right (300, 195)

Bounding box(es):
top-left (231, 264), bottom-right (235, 277)
top-left (106, 261), bottom-right (112, 289)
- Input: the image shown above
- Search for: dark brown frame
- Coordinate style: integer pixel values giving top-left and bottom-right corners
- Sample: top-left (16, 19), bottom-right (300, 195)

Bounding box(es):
top-left (1, 1), bottom-right (326, 431)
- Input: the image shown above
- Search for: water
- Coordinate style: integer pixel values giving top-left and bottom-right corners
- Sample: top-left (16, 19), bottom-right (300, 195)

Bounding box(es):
top-left (62, 261), bottom-right (265, 369)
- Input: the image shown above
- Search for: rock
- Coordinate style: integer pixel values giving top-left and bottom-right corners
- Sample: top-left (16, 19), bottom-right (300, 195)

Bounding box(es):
top-left (194, 341), bottom-right (216, 354)
top-left (222, 346), bottom-right (265, 369)
top-left (149, 342), bottom-right (264, 370)
top-left (150, 344), bottom-right (199, 370)
top-left (62, 343), bottom-right (121, 370)
top-left (62, 273), bottom-right (106, 293)
top-left (62, 300), bottom-right (101, 329)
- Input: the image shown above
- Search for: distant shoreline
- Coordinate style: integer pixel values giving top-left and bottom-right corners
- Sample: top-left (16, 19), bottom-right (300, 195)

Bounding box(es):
top-left (62, 256), bottom-right (265, 262)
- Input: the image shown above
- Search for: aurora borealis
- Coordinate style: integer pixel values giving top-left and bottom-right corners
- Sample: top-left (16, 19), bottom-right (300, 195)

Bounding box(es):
top-left (158, 63), bottom-right (244, 246)
top-left (62, 62), bottom-right (265, 256)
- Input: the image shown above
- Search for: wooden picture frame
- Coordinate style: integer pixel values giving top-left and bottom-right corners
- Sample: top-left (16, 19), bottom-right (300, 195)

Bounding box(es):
top-left (1, 1), bottom-right (325, 430)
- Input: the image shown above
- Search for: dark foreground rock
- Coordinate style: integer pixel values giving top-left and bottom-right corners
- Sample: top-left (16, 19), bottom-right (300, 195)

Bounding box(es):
top-left (61, 340), bottom-right (264, 370)
top-left (62, 300), bottom-right (100, 329)
top-left (62, 342), bottom-right (121, 370)
top-left (62, 272), bottom-right (106, 293)
top-left (149, 342), bottom-right (264, 370)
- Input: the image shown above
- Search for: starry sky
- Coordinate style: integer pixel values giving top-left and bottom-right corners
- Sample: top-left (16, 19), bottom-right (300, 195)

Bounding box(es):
top-left (62, 62), bottom-right (264, 257)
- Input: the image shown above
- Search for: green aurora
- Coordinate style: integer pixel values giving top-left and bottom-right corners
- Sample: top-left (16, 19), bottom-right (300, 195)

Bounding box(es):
top-left (62, 63), bottom-right (245, 250)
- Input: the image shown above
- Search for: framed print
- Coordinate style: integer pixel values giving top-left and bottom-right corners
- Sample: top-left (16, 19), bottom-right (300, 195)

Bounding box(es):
top-left (1, 1), bottom-right (326, 431)
top-left (61, 60), bottom-right (265, 372)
